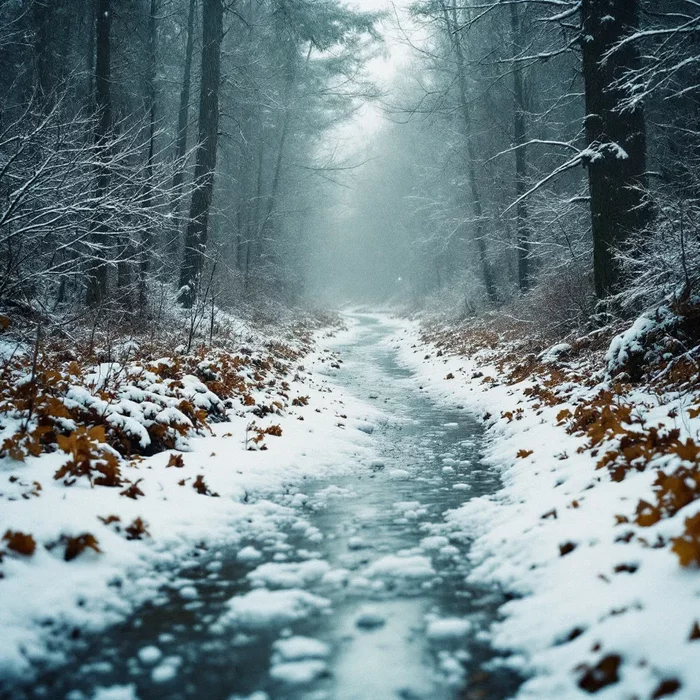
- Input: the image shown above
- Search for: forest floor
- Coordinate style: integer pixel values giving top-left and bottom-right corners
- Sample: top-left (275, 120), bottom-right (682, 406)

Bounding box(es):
top-left (0, 309), bottom-right (698, 700)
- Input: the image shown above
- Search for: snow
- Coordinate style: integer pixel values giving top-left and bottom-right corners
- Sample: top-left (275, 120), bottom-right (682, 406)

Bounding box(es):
top-left (0, 322), bottom-right (381, 680)
top-left (151, 656), bottom-right (182, 683)
top-left (391, 315), bottom-right (700, 699)
top-left (136, 645), bottom-right (162, 665)
top-left (91, 686), bottom-right (139, 700)
top-left (247, 559), bottom-right (331, 589)
top-left (363, 554), bottom-right (434, 579)
top-left (237, 546), bottom-right (263, 563)
top-left (6, 311), bottom-right (696, 699)
top-left (218, 588), bottom-right (331, 631)
top-left (269, 659), bottom-right (327, 685)
top-left (271, 636), bottom-right (330, 661)
top-left (425, 617), bottom-right (472, 640)
top-left (605, 306), bottom-right (676, 376)
top-left (355, 609), bottom-right (387, 630)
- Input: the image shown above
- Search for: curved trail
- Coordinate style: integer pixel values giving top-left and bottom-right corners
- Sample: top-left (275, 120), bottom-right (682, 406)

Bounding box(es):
top-left (12, 315), bottom-right (520, 700)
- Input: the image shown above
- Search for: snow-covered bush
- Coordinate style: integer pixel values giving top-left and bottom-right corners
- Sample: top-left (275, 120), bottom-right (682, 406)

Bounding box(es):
top-left (616, 183), bottom-right (700, 315)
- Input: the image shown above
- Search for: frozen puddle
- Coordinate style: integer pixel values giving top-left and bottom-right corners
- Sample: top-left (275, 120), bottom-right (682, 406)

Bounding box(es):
top-left (5, 315), bottom-right (520, 700)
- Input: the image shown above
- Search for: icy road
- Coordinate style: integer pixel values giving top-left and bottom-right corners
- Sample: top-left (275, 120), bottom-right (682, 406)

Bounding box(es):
top-left (8, 315), bottom-right (520, 700)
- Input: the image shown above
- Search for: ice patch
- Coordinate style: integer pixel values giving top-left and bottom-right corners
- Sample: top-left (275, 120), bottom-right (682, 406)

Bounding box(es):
top-left (247, 560), bottom-right (331, 589)
top-left (220, 589), bottom-right (331, 630)
top-left (179, 585), bottom-right (198, 600)
top-left (237, 546), bottom-right (263, 563)
top-left (347, 536), bottom-right (369, 550)
top-left (269, 660), bottom-right (327, 685)
top-left (355, 609), bottom-right (386, 630)
top-left (420, 535), bottom-right (450, 551)
top-left (151, 656), bottom-right (182, 683)
top-left (425, 617), bottom-right (472, 640)
top-left (92, 686), bottom-right (139, 700)
top-left (272, 636), bottom-right (330, 662)
top-left (137, 645), bottom-right (162, 665)
top-left (364, 555), bottom-right (434, 580)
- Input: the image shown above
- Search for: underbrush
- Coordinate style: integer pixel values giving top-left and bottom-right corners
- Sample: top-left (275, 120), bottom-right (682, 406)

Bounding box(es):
top-left (0, 305), bottom-right (338, 575)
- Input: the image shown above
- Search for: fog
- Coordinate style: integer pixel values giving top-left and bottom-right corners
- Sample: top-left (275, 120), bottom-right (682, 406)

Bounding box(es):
top-left (1, 0), bottom-right (696, 328)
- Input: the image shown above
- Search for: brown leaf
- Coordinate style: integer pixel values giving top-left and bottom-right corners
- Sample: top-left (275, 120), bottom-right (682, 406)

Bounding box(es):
top-left (63, 533), bottom-right (101, 561)
top-left (193, 474), bottom-right (219, 497)
top-left (166, 453), bottom-right (184, 468)
top-left (125, 517), bottom-right (150, 541)
top-left (3, 530), bottom-right (36, 556)
top-left (652, 679), bottom-right (681, 698)
top-left (578, 654), bottom-right (621, 693)
top-left (689, 621), bottom-right (700, 641)
top-left (559, 541), bottom-right (577, 557)
top-left (670, 512), bottom-right (700, 567)
top-left (120, 479), bottom-right (144, 500)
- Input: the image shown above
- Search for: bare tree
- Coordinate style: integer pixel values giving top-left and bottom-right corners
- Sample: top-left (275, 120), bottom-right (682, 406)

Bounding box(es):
top-left (581, 0), bottom-right (649, 298)
top-left (179, 0), bottom-right (224, 307)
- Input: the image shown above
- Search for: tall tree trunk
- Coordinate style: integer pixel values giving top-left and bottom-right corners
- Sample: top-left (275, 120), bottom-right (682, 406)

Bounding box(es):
top-left (85, 0), bottom-right (96, 105)
top-left (442, 0), bottom-right (496, 303)
top-left (32, 1), bottom-right (53, 102)
top-left (171, 0), bottom-right (196, 215)
top-left (581, 0), bottom-right (648, 299)
top-left (244, 134), bottom-right (265, 290)
top-left (139, 0), bottom-right (158, 312)
top-left (178, 0), bottom-right (223, 307)
top-left (86, 0), bottom-right (112, 307)
top-left (252, 43), bottom-right (310, 276)
top-left (510, 3), bottom-right (530, 292)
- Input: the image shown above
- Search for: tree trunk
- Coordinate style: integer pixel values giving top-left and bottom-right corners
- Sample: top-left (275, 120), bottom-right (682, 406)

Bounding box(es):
top-left (510, 3), bottom-right (530, 293)
top-left (171, 0), bottom-right (196, 214)
top-left (251, 43), bottom-right (309, 276)
top-left (32, 1), bottom-right (53, 102)
top-left (139, 0), bottom-right (158, 312)
top-left (85, 0), bottom-right (112, 307)
top-left (442, 0), bottom-right (496, 303)
top-left (179, 0), bottom-right (223, 307)
top-left (581, 0), bottom-right (648, 299)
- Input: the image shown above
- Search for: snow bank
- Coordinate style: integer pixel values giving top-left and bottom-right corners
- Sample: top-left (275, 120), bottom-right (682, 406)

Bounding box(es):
top-left (0, 322), bottom-right (380, 680)
top-left (392, 315), bottom-right (700, 700)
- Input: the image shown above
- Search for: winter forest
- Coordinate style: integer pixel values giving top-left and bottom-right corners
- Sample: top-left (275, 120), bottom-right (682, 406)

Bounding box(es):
top-left (1, 1), bottom-right (700, 699)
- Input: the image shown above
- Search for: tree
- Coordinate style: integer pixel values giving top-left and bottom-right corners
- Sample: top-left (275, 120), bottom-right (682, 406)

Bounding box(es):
top-left (139, 0), bottom-right (159, 311)
top-left (581, 0), bottom-right (649, 298)
top-left (179, 0), bottom-right (224, 307)
top-left (86, 0), bottom-right (113, 307)
top-left (171, 0), bottom-right (196, 216)
top-left (510, 2), bottom-right (530, 292)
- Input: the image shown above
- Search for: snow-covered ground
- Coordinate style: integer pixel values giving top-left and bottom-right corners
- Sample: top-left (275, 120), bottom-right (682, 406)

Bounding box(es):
top-left (4, 311), bottom-right (697, 700)
top-left (0, 320), bottom-right (382, 683)
top-left (389, 316), bottom-right (700, 700)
